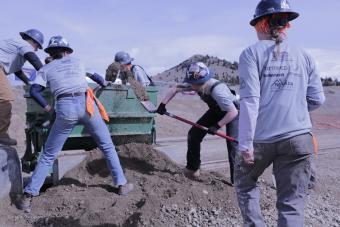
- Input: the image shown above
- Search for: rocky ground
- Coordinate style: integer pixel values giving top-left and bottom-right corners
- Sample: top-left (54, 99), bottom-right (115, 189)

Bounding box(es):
top-left (0, 143), bottom-right (241, 227)
top-left (0, 86), bottom-right (339, 226)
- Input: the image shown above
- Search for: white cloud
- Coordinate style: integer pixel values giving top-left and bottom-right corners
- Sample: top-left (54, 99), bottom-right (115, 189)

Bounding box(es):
top-left (307, 48), bottom-right (340, 79)
top-left (129, 35), bottom-right (247, 75)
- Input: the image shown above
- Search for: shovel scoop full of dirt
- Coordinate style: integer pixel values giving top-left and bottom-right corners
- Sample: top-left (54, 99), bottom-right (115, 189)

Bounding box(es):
top-left (106, 62), bottom-right (149, 101)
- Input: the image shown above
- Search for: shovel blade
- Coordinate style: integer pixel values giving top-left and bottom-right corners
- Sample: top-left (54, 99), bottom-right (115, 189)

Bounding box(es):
top-left (141, 100), bottom-right (157, 113)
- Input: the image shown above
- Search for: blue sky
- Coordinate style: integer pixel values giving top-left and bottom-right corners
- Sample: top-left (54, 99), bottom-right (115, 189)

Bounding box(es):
top-left (2, 0), bottom-right (340, 78)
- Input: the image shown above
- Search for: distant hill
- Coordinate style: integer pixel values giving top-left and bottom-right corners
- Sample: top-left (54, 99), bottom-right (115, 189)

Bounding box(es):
top-left (153, 55), bottom-right (239, 85)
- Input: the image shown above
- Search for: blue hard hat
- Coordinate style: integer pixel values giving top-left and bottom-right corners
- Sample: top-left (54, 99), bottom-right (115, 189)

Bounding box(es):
top-left (20, 29), bottom-right (44, 49)
top-left (250, 0), bottom-right (299, 26)
top-left (44, 36), bottom-right (73, 54)
top-left (183, 62), bottom-right (212, 85)
top-left (114, 51), bottom-right (134, 65)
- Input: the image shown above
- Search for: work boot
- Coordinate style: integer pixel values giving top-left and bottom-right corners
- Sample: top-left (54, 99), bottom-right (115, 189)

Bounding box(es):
top-left (17, 192), bottom-right (33, 211)
top-left (0, 136), bottom-right (17, 146)
top-left (183, 168), bottom-right (200, 180)
top-left (118, 183), bottom-right (134, 196)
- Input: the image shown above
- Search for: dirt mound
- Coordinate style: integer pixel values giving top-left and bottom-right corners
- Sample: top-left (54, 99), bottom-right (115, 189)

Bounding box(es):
top-left (0, 143), bottom-right (240, 227)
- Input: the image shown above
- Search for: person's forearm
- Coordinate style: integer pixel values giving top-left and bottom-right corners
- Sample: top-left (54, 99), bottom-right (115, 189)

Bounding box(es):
top-left (14, 70), bottom-right (29, 85)
top-left (30, 84), bottom-right (49, 108)
top-left (218, 107), bottom-right (238, 127)
top-left (161, 87), bottom-right (181, 104)
top-left (307, 92), bottom-right (325, 112)
top-left (86, 72), bottom-right (106, 86)
top-left (24, 52), bottom-right (43, 71)
top-left (238, 96), bottom-right (259, 152)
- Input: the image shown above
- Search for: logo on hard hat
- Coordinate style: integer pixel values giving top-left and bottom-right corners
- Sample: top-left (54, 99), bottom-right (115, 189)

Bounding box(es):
top-left (267, 7), bottom-right (275, 13)
top-left (281, 0), bottom-right (290, 9)
top-left (187, 62), bottom-right (209, 80)
top-left (49, 36), bottom-right (68, 46)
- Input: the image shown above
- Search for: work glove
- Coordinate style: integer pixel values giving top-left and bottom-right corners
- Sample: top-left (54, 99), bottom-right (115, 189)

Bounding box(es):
top-left (207, 124), bottom-right (220, 135)
top-left (156, 103), bottom-right (167, 115)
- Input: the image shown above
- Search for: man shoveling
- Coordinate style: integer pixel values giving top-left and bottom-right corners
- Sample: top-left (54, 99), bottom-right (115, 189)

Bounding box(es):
top-left (157, 62), bottom-right (239, 184)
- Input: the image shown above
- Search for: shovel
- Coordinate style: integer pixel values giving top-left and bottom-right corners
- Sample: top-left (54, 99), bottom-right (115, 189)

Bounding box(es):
top-left (141, 102), bottom-right (238, 143)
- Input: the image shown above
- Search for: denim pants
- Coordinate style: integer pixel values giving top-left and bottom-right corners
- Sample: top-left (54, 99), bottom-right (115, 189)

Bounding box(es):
top-left (25, 94), bottom-right (127, 196)
top-left (235, 133), bottom-right (313, 227)
top-left (186, 109), bottom-right (239, 183)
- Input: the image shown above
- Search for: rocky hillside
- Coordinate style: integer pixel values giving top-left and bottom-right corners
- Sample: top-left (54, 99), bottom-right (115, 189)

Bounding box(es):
top-left (153, 55), bottom-right (239, 85)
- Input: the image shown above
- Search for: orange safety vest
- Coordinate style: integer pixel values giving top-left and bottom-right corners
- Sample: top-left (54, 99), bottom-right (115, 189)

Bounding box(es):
top-left (86, 88), bottom-right (109, 122)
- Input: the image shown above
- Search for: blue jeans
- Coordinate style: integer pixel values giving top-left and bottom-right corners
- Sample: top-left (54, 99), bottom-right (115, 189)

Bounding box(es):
top-left (24, 94), bottom-right (127, 196)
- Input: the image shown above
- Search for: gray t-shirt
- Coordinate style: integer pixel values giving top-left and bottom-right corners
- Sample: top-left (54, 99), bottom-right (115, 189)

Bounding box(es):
top-left (132, 65), bottom-right (150, 86)
top-left (238, 39), bottom-right (324, 150)
top-left (33, 56), bottom-right (88, 98)
top-left (0, 38), bottom-right (34, 74)
top-left (200, 78), bottom-right (236, 112)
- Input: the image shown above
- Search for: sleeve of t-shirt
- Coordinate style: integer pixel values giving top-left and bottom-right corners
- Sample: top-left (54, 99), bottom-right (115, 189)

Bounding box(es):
top-left (133, 66), bottom-right (150, 86)
top-left (238, 48), bottom-right (260, 152)
top-left (238, 96), bottom-right (259, 152)
top-left (18, 40), bottom-right (34, 56)
top-left (33, 68), bottom-right (48, 88)
top-left (211, 84), bottom-right (235, 112)
top-left (239, 48), bottom-right (260, 98)
top-left (304, 51), bottom-right (325, 111)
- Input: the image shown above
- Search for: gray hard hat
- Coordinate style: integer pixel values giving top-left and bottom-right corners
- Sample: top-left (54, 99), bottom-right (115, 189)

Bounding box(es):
top-left (19, 29), bottom-right (44, 49)
top-left (114, 51), bottom-right (134, 65)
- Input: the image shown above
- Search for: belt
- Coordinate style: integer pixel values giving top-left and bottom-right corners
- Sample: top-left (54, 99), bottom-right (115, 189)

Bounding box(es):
top-left (56, 92), bottom-right (84, 100)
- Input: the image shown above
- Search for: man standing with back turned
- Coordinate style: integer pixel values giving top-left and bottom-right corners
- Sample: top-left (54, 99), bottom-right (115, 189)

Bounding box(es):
top-left (18, 36), bottom-right (133, 211)
top-left (235, 0), bottom-right (325, 226)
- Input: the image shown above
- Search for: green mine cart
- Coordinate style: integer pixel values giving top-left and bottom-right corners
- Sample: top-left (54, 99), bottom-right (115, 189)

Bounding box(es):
top-left (21, 84), bottom-right (157, 173)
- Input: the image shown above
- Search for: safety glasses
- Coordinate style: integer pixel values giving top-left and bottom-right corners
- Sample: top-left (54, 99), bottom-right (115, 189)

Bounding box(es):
top-left (269, 14), bottom-right (289, 27)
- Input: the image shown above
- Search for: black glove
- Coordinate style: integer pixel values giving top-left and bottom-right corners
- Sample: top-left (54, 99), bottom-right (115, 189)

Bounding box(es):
top-left (157, 103), bottom-right (167, 115)
top-left (207, 124), bottom-right (220, 135)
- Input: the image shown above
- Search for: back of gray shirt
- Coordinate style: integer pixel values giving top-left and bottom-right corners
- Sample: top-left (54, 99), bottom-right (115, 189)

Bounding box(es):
top-left (0, 38), bottom-right (34, 74)
top-left (239, 40), bottom-right (324, 144)
top-left (132, 65), bottom-right (150, 86)
top-left (200, 78), bottom-right (236, 112)
top-left (34, 56), bottom-right (88, 98)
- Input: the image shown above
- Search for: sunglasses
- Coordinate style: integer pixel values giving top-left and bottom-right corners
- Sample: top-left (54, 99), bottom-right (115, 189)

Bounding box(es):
top-left (269, 14), bottom-right (289, 27)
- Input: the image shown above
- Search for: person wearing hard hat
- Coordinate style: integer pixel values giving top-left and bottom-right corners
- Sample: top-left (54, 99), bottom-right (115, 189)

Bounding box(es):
top-left (157, 62), bottom-right (239, 184)
top-left (18, 36), bottom-right (133, 211)
top-left (0, 29), bottom-right (44, 145)
top-left (235, 0), bottom-right (325, 226)
top-left (114, 51), bottom-right (154, 86)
